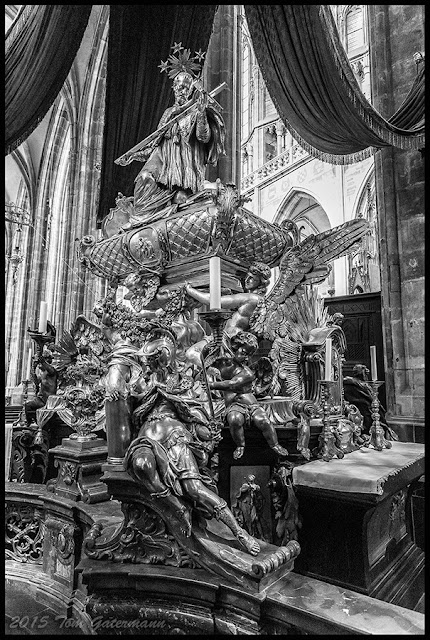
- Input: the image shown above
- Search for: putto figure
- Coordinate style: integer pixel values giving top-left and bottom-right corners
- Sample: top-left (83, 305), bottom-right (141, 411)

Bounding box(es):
top-left (185, 261), bottom-right (271, 338)
top-left (116, 45), bottom-right (225, 222)
top-left (24, 348), bottom-right (58, 426)
top-left (210, 331), bottom-right (289, 460)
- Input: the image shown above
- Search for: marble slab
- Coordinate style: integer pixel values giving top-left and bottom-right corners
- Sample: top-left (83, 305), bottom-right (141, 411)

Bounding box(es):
top-left (292, 441), bottom-right (424, 494)
top-left (264, 570), bottom-right (425, 635)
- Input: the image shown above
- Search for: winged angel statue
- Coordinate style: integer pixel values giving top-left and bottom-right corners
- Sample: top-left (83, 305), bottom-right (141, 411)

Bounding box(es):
top-left (186, 218), bottom-right (367, 399)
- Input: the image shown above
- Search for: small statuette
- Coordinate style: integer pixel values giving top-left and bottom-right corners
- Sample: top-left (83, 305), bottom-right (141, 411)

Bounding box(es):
top-left (316, 380), bottom-right (344, 461)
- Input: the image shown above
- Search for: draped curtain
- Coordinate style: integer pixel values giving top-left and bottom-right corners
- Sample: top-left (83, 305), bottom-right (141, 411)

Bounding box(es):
top-left (96, 5), bottom-right (218, 226)
top-left (244, 5), bottom-right (425, 164)
top-left (5, 5), bottom-right (93, 155)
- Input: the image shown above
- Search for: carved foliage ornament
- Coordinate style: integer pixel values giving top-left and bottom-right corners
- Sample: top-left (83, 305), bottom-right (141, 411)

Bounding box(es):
top-left (64, 386), bottom-right (105, 437)
top-left (46, 519), bottom-right (76, 565)
top-left (5, 504), bottom-right (44, 564)
top-left (84, 501), bottom-right (194, 567)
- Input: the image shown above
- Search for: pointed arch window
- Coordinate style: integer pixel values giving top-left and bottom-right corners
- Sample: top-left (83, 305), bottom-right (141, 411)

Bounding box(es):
top-left (346, 6), bottom-right (364, 53)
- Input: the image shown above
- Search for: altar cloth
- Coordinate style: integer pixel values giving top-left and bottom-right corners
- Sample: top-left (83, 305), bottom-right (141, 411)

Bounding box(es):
top-left (292, 442), bottom-right (424, 495)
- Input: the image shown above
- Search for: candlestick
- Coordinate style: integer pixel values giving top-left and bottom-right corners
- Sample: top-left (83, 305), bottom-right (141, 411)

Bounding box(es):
top-left (198, 308), bottom-right (232, 422)
top-left (25, 347), bottom-right (32, 380)
top-left (209, 257), bottom-right (221, 310)
top-left (324, 337), bottom-right (332, 381)
top-left (370, 345), bottom-right (377, 381)
top-left (366, 380), bottom-right (392, 450)
top-left (38, 301), bottom-right (48, 333)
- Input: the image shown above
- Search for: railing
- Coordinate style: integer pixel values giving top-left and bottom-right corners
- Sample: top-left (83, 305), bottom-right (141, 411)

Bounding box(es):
top-left (241, 143), bottom-right (309, 193)
top-left (5, 483), bottom-right (424, 635)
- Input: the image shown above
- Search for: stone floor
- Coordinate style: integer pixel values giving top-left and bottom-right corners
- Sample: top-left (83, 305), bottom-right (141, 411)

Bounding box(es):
top-left (5, 581), bottom-right (84, 636)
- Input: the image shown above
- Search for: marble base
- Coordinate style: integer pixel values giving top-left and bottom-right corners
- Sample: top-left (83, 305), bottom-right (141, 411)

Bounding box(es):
top-left (93, 465), bottom-right (300, 593)
top-left (292, 443), bottom-right (425, 610)
top-left (46, 437), bottom-right (109, 503)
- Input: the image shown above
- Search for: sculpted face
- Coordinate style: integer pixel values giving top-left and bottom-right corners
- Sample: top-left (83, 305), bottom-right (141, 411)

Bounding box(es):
top-left (244, 272), bottom-right (260, 292)
top-left (173, 73), bottom-right (193, 106)
top-left (233, 346), bottom-right (248, 364)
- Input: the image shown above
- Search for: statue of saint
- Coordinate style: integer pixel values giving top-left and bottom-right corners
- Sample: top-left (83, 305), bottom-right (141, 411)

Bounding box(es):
top-left (125, 328), bottom-right (261, 556)
top-left (232, 474), bottom-right (268, 541)
top-left (210, 331), bottom-right (289, 460)
top-left (116, 45), bottom-right (225, 226)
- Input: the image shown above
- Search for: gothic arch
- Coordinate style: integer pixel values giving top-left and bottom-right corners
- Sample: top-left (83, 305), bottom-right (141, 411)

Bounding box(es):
top-left (9, 146), bottom-right (36, 212)
top-left (273, 188), bottom-right (335, 293)
top-left (338, 5), bottom-right (368, 52)
top-left (274, 188), bottom-right (331, 237)
top-left (352, 164), bottom-right (375, 220)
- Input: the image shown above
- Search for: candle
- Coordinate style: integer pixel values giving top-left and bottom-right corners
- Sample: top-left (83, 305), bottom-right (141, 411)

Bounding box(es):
top-left (209, 257), bottom-right (221, 309)
top-left (25, 347), bottom-right (32, 380)
top-left (370, 345), bottom-right (378, 381)
top-left (324, 337), bottom-right (332, 381)
top-left (38, 301), bottom-right (48, 333)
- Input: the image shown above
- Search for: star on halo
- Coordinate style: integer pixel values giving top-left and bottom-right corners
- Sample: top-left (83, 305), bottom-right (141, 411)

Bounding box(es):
top-left (172, 42), bottom-right (183, 54)
top-left (194, 49), bottom-right (206, 62)
top-left (158, 60), bottom-right (169, 73)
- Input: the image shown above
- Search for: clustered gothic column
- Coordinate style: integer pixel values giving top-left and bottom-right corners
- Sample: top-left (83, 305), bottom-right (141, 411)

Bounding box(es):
top-left (203, 5), bottom-right (240, 186)
top-left (5, 6), bottom-right (109, 398)
top-left (368, 5), bottom-right (424, 441)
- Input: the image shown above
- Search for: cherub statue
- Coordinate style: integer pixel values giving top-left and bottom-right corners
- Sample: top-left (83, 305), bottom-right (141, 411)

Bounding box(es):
top-left (24, 347), bottom-right (58, 426)
top-left (185, 261), bottom-right (271, 339)
top-left (187, 225), bottom-right (365, 340)
top-left (124, 328), bottom-right (260, 556)
top-left (186, 222), bottom-right (370, 398)
top-left (210, 331), bottom-right (289, 460)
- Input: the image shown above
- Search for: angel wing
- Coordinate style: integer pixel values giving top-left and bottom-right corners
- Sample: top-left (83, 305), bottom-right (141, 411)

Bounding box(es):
top-left (250, 218), bottom-right (368, 338)
top-left (52, 331), bottom-right (79, 371)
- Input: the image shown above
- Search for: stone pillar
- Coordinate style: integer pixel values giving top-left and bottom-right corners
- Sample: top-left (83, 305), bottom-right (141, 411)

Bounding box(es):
top-left (275, 121), bottom-right (285, 156)
top-left (367, 6), bottom-right (424, 442)
top-left (204, 5), bottom-right (240, 186)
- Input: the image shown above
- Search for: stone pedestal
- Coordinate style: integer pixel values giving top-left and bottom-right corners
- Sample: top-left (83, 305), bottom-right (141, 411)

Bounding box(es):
top-left (47, 437), bottom-right (109, 504)
top-left (292, 442), bottom-right (425, 610)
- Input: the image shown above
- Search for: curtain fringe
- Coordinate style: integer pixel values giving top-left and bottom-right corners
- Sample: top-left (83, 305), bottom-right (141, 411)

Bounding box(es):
top-left (251, 19), bottom-right (376, 167)
top-left (5, 110), bottom-right (48, 156)
top-left (279, 113), bottom-right (377, 165)
top-left (318, 6), bottom-right (425, 150)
